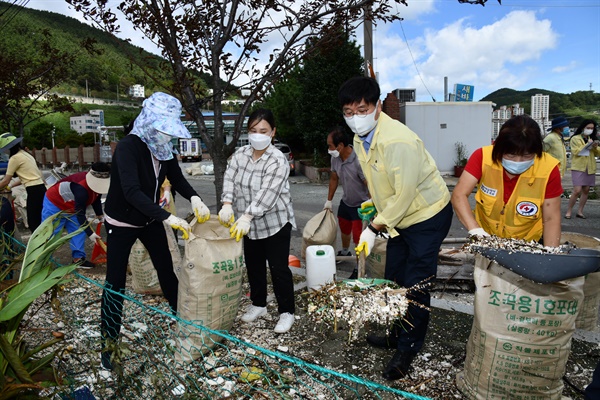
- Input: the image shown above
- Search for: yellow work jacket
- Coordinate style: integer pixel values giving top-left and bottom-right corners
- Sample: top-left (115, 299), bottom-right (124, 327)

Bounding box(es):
top-left (570, 134), bottom-right (600, 174)
top-left (474, 146), bottom-right (558, 242)
top-left (353, 112), bottom-right (450, 238)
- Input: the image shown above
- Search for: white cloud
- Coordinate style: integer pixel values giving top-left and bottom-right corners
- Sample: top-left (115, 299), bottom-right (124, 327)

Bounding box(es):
top-left (375, 10), bottom-right (558, 100)
top-left (552, 61), bottom-right (577, 73)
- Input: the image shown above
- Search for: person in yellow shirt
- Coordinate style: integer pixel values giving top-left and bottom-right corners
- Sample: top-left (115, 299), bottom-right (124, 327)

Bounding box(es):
top-left (542, 116), bottom-right (568, 177)
top-left (0, 133), bottom-right (46, 232)
top-left (338, 76), bottom-right (453, 381)
top-left (565, 119), bottom-right (599, 219)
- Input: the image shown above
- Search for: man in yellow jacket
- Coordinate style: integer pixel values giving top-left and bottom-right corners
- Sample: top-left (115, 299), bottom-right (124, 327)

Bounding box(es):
top-left (338, 76), bottom-right (453, 381)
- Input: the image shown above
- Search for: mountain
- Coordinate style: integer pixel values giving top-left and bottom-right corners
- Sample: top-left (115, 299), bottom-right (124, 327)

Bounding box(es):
top-left (480, 88), bottom-right (600, 126)
top-left (0, 1), bottom-right (174, 99)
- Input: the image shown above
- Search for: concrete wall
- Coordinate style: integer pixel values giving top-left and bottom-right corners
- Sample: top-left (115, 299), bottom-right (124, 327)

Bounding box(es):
top-left (399, 102), bottom-right (493, 175)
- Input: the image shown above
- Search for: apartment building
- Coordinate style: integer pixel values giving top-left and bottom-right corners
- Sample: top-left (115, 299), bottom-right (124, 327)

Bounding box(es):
top-left (70, 109), bottom-right (105, 135)
top-left (129, 84), bottom-right (145, 98)
top-left (531, 94), bottom-right (550, 133)
top-left (492, 104), bottom-right (525, 140)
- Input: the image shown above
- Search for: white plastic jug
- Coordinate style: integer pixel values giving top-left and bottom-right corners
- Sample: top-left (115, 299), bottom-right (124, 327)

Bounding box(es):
top-left (305, 245), bottom-right (336, 291)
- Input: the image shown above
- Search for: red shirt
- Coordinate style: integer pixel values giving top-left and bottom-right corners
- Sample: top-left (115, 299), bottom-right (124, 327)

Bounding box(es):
top-left (465, 148), bottom-right (563, 204)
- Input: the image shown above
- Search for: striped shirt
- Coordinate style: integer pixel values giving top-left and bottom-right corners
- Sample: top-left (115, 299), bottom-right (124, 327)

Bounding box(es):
top-left (222, 144), bottom-right (296, 240)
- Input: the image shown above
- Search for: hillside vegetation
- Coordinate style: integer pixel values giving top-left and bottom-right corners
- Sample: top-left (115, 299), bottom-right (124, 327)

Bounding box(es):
top-left (0, 2), bottom-right (170, 99)
top-left (481, 88), bottom-right (600, 126)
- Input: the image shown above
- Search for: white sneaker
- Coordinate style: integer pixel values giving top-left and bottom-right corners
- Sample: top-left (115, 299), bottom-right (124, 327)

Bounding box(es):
top-left (240, 305), bottom-right (267, 323)
top-left (274, 313), bottom-right (295, 333)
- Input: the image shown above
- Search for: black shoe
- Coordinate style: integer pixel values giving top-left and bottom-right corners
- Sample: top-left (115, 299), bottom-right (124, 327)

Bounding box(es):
top-left (348, 269), bottom-right (358, 280)
top-left (366, 333), bottom-right (398, 349)
top-left (101, 351), bottom-right (113, 371)
top-left (74, 258), bottom-right (95, 269)
top-left (382, 350), bottom-right (417, 381)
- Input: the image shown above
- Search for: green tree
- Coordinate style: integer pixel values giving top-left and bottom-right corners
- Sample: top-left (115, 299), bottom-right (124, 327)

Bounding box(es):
top-left (297, 32), bottom-right (364, 158)
top-left (25, 121), bottom-right (54, 150)
top-left (0, 21), bottom-right (76, 136)
top-left (264, 31), bottom-right (363, 162)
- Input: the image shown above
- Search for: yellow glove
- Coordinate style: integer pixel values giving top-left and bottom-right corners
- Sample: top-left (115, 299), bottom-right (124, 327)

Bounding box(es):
top-left (218, 204), bottom-right (235, 227)
top-left (191, 196), bottom-right (210, 223)
top-left (167, 215), bottom-right (191, 240)
top-left (230, 214), bottom-right (253, 242)
top-left (360, 199), bottom-right (374, 210)
top-left (355, 227), bottom-right (376, 257)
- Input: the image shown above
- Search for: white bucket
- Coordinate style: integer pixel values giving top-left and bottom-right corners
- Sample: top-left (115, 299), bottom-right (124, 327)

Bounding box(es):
top-left (305, 245), bottom-right (336, 291)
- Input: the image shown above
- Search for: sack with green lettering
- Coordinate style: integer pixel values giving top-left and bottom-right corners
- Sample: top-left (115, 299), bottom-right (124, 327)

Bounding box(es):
top-left (456, 254), bottom-right (585, 400)
top-left (129, 221), bottom-right (182, 295)
top-left (301, 210), bottom-right (337, 259)
top-left (561, 232), bottom-right (600, 331)
top-left (175, 217), bottom-right (243, 362)
top-left (366, 235), bottom-right (388, 279)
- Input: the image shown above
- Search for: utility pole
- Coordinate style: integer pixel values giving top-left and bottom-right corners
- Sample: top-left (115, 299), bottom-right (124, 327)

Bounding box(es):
top-left (363, 5), bottom-right (373, 79)
top-left (51, 125), bottom-right (55, 149)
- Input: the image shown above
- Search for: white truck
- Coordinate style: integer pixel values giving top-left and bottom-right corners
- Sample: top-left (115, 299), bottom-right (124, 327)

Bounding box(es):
top-left (179, 138), bottom-right (201, 162)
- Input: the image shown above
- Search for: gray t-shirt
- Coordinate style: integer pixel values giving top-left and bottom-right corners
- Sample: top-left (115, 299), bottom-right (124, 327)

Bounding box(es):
top-left (330, 147), bottom-right (370, 208)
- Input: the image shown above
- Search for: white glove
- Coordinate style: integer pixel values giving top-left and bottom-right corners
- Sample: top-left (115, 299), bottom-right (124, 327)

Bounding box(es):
top-left (323, 200), bottom-right (333, 211)
top-left (218, 204), bottom-right (235, 227)
top-left (159, 189), bottom-right (171, 208)
top-left (88, 232), bottom-right (102, 244)
top-left (355, 227), bottom-right (377, 257)
top-left (7, 178), bottom-right (20, 189)
top-left (167, 214), bottom-right (191, 240)
top-left (230, 214), bottom-right (253, 242)
top-left (191, 196), bottom-right (210, 223)
top-left (468, 227), bottom-right (490, 237)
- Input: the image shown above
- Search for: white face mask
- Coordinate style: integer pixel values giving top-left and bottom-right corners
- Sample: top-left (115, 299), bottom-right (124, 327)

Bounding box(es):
top-left (583, 128), bottom-right (593, 136)
top-left (328, 149), bottom-right (340, 158)
top-left (155, 131), bottom-right (173, 145)
top-left (248, 133), bottom-right (272, 150)
top-left (501, 158), bottom-right (534, 175)
top-left (344, 102), bottom-right (379, 137)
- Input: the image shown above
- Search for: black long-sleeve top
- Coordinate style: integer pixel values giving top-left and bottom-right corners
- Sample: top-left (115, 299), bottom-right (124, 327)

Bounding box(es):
top-left (104, 134), bottom-right (199, 226)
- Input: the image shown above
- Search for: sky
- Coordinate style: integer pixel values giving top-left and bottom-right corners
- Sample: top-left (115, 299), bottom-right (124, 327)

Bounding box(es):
top-left (23, 0), bottom-right (600, 103)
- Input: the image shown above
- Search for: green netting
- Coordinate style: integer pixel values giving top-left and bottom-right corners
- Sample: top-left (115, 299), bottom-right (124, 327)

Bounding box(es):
top-left (4, 232), bottom-right (432, 400)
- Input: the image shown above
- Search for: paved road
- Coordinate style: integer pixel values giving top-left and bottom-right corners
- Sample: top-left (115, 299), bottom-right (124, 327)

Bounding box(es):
top-left (176, 163), bottom-right (600, 276)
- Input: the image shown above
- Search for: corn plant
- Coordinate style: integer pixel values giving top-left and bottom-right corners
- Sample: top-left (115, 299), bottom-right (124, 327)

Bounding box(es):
top-left (0, 212), bottom-right (82, 399)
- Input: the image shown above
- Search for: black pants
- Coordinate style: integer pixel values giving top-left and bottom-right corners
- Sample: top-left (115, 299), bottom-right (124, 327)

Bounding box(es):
top-left (100, 220), bottom-right (178, 342)
top-left (26, 184), bottom-right (46, 232)
top-left (243, 223), bottom-right (294, 314)
top-left (385, 201), bottom-right (453, 353)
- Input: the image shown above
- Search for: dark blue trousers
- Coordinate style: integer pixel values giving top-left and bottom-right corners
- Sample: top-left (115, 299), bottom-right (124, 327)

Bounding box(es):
top-left (586, 361), bottom-right (600, 400)
top-left (385, 201), bottom-right (453, 353)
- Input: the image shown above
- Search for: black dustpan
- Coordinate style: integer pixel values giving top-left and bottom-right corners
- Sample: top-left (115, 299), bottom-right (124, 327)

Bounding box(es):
top-left (472, 246), bottom-right (600, 284)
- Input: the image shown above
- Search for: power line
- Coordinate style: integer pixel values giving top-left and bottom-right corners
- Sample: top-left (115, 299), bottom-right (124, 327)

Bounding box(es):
top-left (0, 0), bottom-right (30, 32)
top-left (398, 19), bottom-right (436, 102)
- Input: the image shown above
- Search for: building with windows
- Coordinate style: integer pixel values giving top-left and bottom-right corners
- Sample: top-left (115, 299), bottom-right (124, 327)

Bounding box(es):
top-left (128, 84), bottom-right (145, 98)
top-left (491, 104), bottom-right (525, 140)
top-left (182, 112), bottom-right (249, 150)
top-left (70, 109), bottom-right (105, 135)
top-left (531, 94), bottom-right (550, 132)
top-left (392, 88), bottom-right (416, 103)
